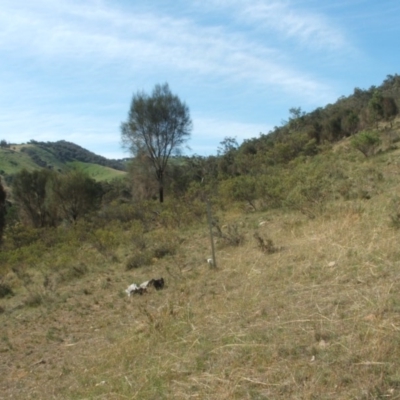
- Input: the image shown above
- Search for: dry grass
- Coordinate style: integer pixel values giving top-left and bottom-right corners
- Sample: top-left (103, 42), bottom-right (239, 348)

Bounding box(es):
top-left (2, 158), bottom-right (400, 398)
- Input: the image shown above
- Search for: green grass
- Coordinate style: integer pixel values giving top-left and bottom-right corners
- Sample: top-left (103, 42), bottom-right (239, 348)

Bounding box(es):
top-left (67, 161), bottom-right (126, 181)
top-left (0, 144), bottom-right (126, 182)
top-left (0, 147), bottom-right (40, 175)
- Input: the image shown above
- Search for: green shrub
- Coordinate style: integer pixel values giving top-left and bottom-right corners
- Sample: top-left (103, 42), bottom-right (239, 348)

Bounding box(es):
top-left (219, 176), bottom-right (258, 210)
top-left (91, 228), bottom-right (119, 253)
top-left (351, 130), bottom-right (381, 157)
top-left (256, 172), bottom-right (287, 209)
top-left (281, 156), bottom-right (344, 217)
top-left (5, 225), bottom-right (42, 249)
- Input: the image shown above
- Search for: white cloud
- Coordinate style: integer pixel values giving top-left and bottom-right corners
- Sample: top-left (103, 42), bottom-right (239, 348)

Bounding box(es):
top-left (0, 0), bottom-right (333, 99)
top-left (194, 0), bottom-right (350, 52)
top-left (242, 1), bottom-right (348, 51)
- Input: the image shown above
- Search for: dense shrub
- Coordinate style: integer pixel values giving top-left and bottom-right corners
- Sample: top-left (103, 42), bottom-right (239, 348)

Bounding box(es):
top-left (351, 130), bottom-right (381, 157)
top-left (219, 176), bottom-right (258, 210)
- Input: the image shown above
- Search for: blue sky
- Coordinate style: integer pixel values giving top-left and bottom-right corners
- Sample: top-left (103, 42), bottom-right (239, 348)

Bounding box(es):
top-left (1, 0), bottom-right (399, 159)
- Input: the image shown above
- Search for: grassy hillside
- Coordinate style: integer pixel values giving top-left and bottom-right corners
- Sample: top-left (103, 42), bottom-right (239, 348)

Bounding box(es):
top-left (1, 139), bottom-right (400, 399)
top-left (0, 142), bottom-right (126, 183)
top-left (0, 146), bottom-right (42, 175)
top-left (67, 161), bottom-right (126, 181)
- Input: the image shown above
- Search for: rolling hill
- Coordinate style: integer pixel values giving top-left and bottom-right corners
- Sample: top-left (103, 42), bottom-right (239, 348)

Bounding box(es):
top-left (0, 140), bottom-right (127, 183)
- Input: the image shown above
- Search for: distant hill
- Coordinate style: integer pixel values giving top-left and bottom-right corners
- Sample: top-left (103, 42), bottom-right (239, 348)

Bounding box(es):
top-left (0, 140), bottom-right (128, 183)
top-left (25, 140), bottom-right (127, 171)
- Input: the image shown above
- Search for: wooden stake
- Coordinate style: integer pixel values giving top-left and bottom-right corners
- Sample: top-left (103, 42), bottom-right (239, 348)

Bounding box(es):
top-left (206, 199), bottom-right (217, 268)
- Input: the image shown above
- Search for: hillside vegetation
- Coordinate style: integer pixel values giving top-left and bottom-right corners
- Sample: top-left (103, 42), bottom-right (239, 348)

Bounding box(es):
top-left (0, 140), bottom-right (127, 185)
top-left (1, 75), bottom-right (400, 399)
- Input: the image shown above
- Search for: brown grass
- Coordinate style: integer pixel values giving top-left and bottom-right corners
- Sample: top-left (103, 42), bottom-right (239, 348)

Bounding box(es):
top-left (2, 156), bottom-right (400, 399)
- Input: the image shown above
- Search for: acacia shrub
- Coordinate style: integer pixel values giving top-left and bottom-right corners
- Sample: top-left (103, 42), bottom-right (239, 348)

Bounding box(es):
top-left (282, 155), bottom-right (347, 218)
top-left (351, 130), bottom-right (381, 157)
top-left (50, 169), bottom-right (102, 223)
top-left (255, 170), bottom-right (290, 210)
top-left (219, 176), bottom-right (258, 210)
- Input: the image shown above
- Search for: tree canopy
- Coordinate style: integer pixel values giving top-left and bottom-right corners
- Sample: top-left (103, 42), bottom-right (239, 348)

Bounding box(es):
top-left (121, 83), bottom-right (192, 202)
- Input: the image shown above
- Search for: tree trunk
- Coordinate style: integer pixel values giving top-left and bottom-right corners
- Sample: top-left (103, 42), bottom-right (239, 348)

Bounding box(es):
top-left (158, 169), bottom-right (164, 203)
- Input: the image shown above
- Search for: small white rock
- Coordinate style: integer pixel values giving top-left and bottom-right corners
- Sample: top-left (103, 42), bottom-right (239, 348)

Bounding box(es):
top-left (328, 261), bottom-right (336, 267)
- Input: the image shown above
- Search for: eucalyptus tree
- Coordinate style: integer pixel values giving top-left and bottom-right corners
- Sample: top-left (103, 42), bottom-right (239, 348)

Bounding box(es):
top-left (121, 83), bottom-right (192, 203)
